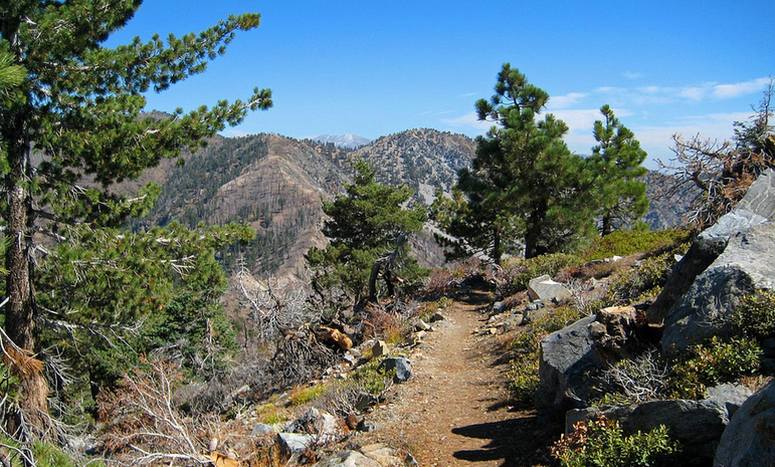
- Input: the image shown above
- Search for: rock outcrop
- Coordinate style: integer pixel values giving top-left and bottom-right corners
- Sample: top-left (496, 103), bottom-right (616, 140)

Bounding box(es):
top-left (649, 169), bottom-right (775, 325)
top-left (714, 380), bottom-right (775, 466)
top-left (662, 222), bottom-right (775, 352)
top-left (537, 315), bottom-right (603, 410)
top-left (528, 275), bottom-right (571, 303)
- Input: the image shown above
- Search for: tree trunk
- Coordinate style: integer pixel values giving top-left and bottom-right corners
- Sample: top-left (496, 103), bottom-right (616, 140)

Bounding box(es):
top-left (491, 228), bottom-right (501, 265)
top-left (524, 204), bottom-right (546, 259)
top-left (367, 260), bottom-right (382, 303)
top-left (4, 140), bottom-right (50, 439)
top-left (601, 213), bottom-right (612, 236)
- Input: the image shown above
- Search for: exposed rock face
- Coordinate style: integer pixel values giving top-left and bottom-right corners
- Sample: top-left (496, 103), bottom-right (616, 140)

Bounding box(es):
top-left (706, 383), bottom-right (754, 417)
top-left (649, 169), bottom-right (775, 325)
top-left (277, 432), bottom-right (314, 456)
top-left (527, 275), bottom-right (571, 303)
top-left (662, 222), bottom-right (775, 352)
top-left (567, 399), bottom-right (729, 464)
top-left (714, 380), bottom-right (775, 466)
top-left (537, 315), bottom-right (603, 410)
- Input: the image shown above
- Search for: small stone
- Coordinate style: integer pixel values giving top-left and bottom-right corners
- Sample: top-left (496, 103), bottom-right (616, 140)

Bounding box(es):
top-left (415, 319), bottom-right (431, 331)
top-left (429, 311), bottom-right (447, 322)
top-left (357, 419), bottom-right (378, 432)
top-left (251, 423), bottom-right (275, 437)
top-left (380, 357), bottom-right (412, 382)
top-left (371, 340), bottom-right (388, 358)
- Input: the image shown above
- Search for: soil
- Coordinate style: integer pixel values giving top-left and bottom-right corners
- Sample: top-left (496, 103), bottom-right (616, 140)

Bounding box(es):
top-left (356, 291), bottom-right (559, 466)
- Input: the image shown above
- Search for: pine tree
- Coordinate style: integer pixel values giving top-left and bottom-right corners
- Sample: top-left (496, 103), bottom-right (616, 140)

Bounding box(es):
top-left (441, 64), bottom-right (595, 261)
top-left (588, 105), bottom-right (649, 235)
top-left (306, 161), bottom-right (426, 307)
top-left (0, 2), bottom-right (270, 440)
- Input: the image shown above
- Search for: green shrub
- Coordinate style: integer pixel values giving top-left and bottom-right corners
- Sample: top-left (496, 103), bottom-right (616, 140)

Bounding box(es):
top-left (352, 358), bottom-right (395, 395)
top-left (502, 253), bottom-right (582, 293)
top-left (669, 336), bottom-right (761, 399)
top-left (289, 383), bottom-right (327, 406)
top-left (552, 417), bottom-right (679, 467)
top-left (579, 228), bottom-right (689, 262)
top-left (733, 290), bottom-right (775, 339)
top-left (605, 252), bottom-right (676, 306)
top-left (0, 435), bottom-right (82, 467)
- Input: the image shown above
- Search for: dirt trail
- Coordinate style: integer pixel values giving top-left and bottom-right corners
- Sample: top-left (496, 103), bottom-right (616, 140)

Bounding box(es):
top-left (359, 292), bottom-right (552, 466)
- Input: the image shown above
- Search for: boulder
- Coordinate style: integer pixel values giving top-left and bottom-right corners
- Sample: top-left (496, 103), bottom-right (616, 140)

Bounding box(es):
top-left (380, 357), bottom-right (412, 383)
top-left (593, 306), bottom-right (638, 356)
top-left (705, 383), bottom-right (754, 417)
top-left (567, 399), bottom-right (729, 463)
top-left (714, 380), bottom-right (775, 466)
top-left (316, 450), bottom-right (381, 467)
top-left (536, 315), bottom-right (604, 410)
top-left (528, 275), bottom-right (572, 303)
top-left (662, 222), bottom-right (775, 353)
top-left (649, 169), bottom-right (775, 325)
top-left (277, 432), bottom-right (314, 456)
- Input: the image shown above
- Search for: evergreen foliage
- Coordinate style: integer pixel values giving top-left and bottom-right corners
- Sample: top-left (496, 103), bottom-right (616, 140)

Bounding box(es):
top-left (306, 161), bottom-right (427, 307)
top-left (0, 1), bottom-right (270, 441)
top-left (434, 65), bottom-right (596, 262)
top-left (588, 105), bottom-right (649, 235)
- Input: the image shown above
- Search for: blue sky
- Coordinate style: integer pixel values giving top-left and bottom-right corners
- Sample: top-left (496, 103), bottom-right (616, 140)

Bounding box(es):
top-left (111, 1), bottom-right (774, 165)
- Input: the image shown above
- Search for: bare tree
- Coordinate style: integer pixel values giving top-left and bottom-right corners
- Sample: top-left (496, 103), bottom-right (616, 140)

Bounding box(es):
top-left (660, 81), bottom-right (774, 228)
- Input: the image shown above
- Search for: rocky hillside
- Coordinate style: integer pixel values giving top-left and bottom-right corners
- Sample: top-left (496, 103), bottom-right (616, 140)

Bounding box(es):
top-left (133, 128), bottom-right (693, 280)
top-left (351, 128), bottom-right (477, 203)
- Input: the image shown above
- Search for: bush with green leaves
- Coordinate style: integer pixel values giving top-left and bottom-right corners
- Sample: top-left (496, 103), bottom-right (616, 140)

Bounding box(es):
top-left (307, 160), bottom-right (427, 307)
top-left (579, 228), bottom-right (689, 262)
top-left (605, 251), bottom-right (677, 306)
top-left (732, 290), bottom-right (775, 339)
top-left (552, 417), bottom-right (679, 467)
top-left (669, 336), bottom-right (761, 399)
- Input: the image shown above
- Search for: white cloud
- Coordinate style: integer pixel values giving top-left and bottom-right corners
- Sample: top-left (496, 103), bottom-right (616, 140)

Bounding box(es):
top-left (712, 77), bottom-right (772, 99)
top-left (549, 92), bottom-right (587, 109)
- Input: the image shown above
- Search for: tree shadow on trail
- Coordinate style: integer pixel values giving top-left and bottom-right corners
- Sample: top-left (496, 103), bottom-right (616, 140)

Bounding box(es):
top-left (451, 414), bottom-right (557, 466)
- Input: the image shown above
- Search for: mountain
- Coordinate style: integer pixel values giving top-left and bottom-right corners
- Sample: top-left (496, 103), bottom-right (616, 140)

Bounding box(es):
top-left (134, 129), bottom-right (474, 280)
top-left (133, 128), bottom-right (692, 282)
top-left (312, 133), bottom-right (371, 149)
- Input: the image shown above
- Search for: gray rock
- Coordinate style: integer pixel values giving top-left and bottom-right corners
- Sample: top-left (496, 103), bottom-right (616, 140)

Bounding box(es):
top-left (492, 301), bottom-right (506, 313)
top-left (414, 319), bottom-right (431, 332)
top-left (316, 450), bottom-right (381, 467)
top-left (537, 315), bottom-right (604, 410)
top-left (714, 380), bottom-right (775, 466)
top-left (662, 223), bottom-right (775, 353)
top-left (649, 169), bottom-right (775, 325)
top-left (528, 275), bottom-right (571, 303)
top-left (277, 432), bottom-right (314, 455)
top-left (357, 419), bottom-right (378, 432)
top-left (380, 357), bottom-right (412, 382)
top-left (287, 407), bottom-right (343, 442)
top-left (705, 383), bottom-right (754, 417)
top-left (251, 423), bottom-right (275, 436)
top-left (526, 300), bottom-right (545, 311)
top-left (567, 399), bottom-right (729, 463)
